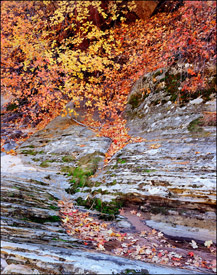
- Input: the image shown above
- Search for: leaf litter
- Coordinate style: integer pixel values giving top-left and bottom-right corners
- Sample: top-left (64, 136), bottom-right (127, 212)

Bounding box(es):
top-left (58, 200), bottom-right (216, 273)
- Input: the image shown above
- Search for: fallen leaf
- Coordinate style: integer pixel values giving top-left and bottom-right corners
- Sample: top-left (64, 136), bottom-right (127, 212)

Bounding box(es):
top-left (130, 210), bottom-right (137, 215)
top-left (97, 243), bottom-right (105, 250)
top-left (157, 232), bottom-right (164, 238)
top-left (62, 216), bottom-right (70, 223)
top-left (151, 229), bottom-right (157, 234)
top-left (140, 231), bottom-right (146, 237)
top-left (188, 251), bottom-right (194, 257)
top-left (190, 240), bottom-right (198, 249)
top-left (136, 212), bottom-right (141, 217)
top-left (204, 240), bottom-right (213, 248)
top-left (150, 143), bottom-right (161, 149)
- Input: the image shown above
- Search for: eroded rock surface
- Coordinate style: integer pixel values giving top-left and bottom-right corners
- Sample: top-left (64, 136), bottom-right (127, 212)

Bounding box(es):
top-left (68, 66), bottom-right (216, 243)
top-left (1, 64), bottom-right (216, 274)
top-left (2, 116), bottom-right (203, 274)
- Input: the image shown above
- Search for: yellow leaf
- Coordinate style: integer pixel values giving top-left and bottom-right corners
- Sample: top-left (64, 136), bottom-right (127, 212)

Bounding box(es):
top-left (204, 240), bottom-right (213, 248)
top-left (62, 216), bottom-right (69, 223)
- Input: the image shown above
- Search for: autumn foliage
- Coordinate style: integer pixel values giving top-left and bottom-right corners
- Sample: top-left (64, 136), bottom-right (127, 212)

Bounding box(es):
top-left (1, 1), bottom-right (216, 161)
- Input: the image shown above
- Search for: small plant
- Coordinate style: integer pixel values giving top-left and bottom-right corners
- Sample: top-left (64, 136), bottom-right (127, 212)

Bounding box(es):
top-left (40, 161), bottom-right (50, 168)
top-left (62, 155), bottom-right (75, 162)
top-left (49, 205), bottom-right (59, 210)
top-left (117, 158), bottom-right (127, 164)
top-left (32, 158), bottom-right (40, 162)
top-left (21, 150), bottom-right (37, 156)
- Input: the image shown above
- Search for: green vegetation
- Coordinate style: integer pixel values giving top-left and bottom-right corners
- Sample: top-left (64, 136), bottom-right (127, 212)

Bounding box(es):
top-left (65, 167), bottom-right (93, 194)
top-left (62, 155), bottom-right (75, 162)
top-left (21, 149), bottom-right (37, 156)
top-left (6, 103), bottom-right (18, 111)
top-left (32, 158), bottom-right (40, 162)
top-left (29, 179), bottom-right (48, 186)
top-left (164, 72), bottom-right (182, 102)
top-left (150, 205), bottom-right (169, 215)
top-left (143, 169), bottom-right (157, 173)
top-left (117, 158), bottom-right (127, 164)
top-left (187, 117), bottom-right (203, 132)
top-left (64, 153), bottom-right (103, 194)
top-left (27, 215), bottom-right (60, 224)
top-left (76, 197), bottom-right (124, 219)
top-left (21, 145), bottom-right (35, 148)
top-left (48, 195), bottom-right (58, 201)
top-left (39, 161), bottom-right (50, 168)
top-left (49, 205), bottom-right (59, 210)
top-left (61, 166), bottom-right (75, 175)
top-left (128, 92), bottom-right (143, 109)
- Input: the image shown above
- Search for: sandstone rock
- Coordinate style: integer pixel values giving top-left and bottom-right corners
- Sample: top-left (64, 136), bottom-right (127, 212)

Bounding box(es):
top-left (133, 1), bottom-right (159, 20)
top-left (2, 264), bottom-right (40, 274)
top-left (1, 258), bottom-right (8, 271)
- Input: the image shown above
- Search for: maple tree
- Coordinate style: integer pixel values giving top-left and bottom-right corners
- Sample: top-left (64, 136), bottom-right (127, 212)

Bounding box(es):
top-left (1, 1), bottom-right (216, 161)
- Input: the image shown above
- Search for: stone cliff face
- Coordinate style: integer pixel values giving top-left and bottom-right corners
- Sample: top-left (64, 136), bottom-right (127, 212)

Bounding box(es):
top-left (1, 62), bottom-right (216, 273)
top-left (2, 118), bottom-right (203, 274)
top-left (10, 63), bottom-right (215, 244)
top-left (66, 63), bottom-right (216, 242)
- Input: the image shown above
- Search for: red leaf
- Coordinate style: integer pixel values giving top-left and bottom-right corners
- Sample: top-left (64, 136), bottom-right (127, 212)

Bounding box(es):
top-left (188, 252), bottom-right (194, 257)
top-left (172, 257), bottom-right (181, 261)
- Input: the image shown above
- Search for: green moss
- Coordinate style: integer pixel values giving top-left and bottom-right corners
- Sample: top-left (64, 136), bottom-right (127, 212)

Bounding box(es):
top-left (94, 182), bottom-right (103, 187)
top-left (153, 70), bottom-right (163, 78)
top-left (6, 103), bottom-right (18, 111)
top-left (21, 149), bottom-right (37, 156)
top-left (107, 179), bottom-right (117, 186)
top-left (32, 158), bottom-right (40, 162)
top-left (51, 238), bottom-right (67, 242)
top-left (164, 72), bottom-right (183, 102)
top-left (8, 193), bottom-right (16, 197)
top-left (65, 153), bottom-right (103, 194)
top-left (61, 166), bottom-right (75, 175)
top-left (187, 117), bottom-right (203, 133)
top-left (117, 158), bottom-right (127, 164)
top-left (200, 87), bottom-right (216, 101)
top-left (76, 196), bottom-right (124, 219)
top-left (12, 186), bottom-right (20, 190)
top-left (92, 189), bottom-right (110, 195)
top-left (65, 167), bottom-right (92, 194)
top-left (143, 169), bottom-right (157, 173)
top-left (38, 150), bottom-right (45, 154)
top-left (78, 152), bottom-right (103, 174)
top-left (22, 145), bottom-right (35, 148)
top-left (150, 206), bottom-right (168, 215)
top-left (128, 93), bottom-right (143, 109)
top-left (29, 179), bottom-right (48, 186)
top-left (40, 161), bottom-right (50, 168)
top-left (27, 215), bottom-right (60, 224)
top-left (48, 195), bottom-right (58, 201)
top-left (49, 205), bottom-right (59, 210)
top-left (62, 155), bottom-right (75, 162)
